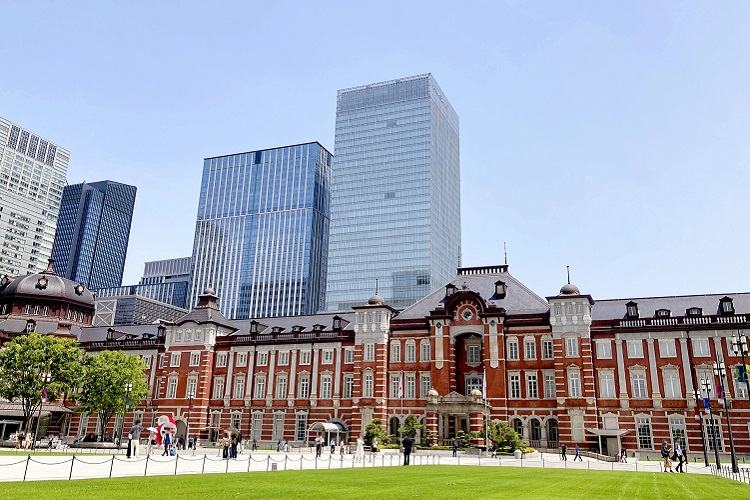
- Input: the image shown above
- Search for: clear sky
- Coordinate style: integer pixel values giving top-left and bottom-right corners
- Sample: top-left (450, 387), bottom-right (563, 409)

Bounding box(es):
top-left (2, 1), bottom-right (749, 301)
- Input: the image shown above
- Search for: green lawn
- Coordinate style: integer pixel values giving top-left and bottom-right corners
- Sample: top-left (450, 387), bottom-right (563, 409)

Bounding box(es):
top-left (2, 466), bottom-right (747, 499)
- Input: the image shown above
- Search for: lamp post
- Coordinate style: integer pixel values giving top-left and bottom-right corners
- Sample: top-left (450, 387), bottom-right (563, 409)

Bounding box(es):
top-left (31, 371), bottom-right (51, 451)
top-left (186, 390), bottom-right (195, 455)
top-left (120, 381), bottom-right (132, 452)
top-left (692, 389), bottom-right (709, 466)
top-left (701, 378), bottom-right (722, 468)
top-left (730, 332), bottom-right (750, 403)
top-left (713, 362), bottom-right (739, 473)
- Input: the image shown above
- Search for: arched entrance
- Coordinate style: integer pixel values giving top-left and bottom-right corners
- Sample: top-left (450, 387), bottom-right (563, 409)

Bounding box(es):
top-left (308, 421), bottom-right (348, 446)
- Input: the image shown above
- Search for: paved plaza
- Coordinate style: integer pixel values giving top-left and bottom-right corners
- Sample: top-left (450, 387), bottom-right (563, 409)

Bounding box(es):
top-left (0, 448), bottom-right (721, 482)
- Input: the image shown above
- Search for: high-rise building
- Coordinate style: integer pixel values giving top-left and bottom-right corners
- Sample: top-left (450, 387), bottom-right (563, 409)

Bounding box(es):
top-left (96, 256), bottom-right (192, 309)
top-left (52, 180), bottom-right (137, 289)
top-left (325, 74), bottom-right (461, 312)
top-left (190, 142), bottom-right (332, 319)
top-left (0, 117), bottom-right (69, 277)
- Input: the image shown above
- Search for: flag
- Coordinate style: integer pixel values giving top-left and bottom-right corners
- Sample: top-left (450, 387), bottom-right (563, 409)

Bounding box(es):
top-left (398, 372), bottom-right (403, 399)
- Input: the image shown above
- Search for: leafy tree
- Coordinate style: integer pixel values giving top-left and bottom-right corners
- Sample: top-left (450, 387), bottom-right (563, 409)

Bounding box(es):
top-left (364, 418), bottom-right (390, 447)
top-left (454, 429), bottom-right (476, 448)
top-left (71, 350), bottom-right (148, 441)
top-left (399, 414), bottom-right (426, 438)
top-left (0, 333), bottom-right (83, 432)
top-left (487, 420), bottom-right (524, 452)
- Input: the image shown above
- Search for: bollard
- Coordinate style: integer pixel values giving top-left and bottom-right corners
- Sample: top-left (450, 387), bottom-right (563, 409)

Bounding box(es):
top-left (110, 455), bottom-right (115, 478)
top-left (201, 454), bottom-right (206, 475)
top-left (247, 455), bottom-right (252, 473)
top-left (144, 455), bottom-right (149, 476)
top-left (271, 463), bottom-right (277, 471)
top-left (70, 455), bottom-right (76, 480)
top-left (23, 455), bottom-right (30, 482)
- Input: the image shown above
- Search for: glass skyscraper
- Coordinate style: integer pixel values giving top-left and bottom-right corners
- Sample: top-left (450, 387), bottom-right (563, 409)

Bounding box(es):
top-left (0, 117), bottom-right (69, 277)
top-left (325, 74), bottom-right (461, 312)
top-left (97, 257), bottom-right (192, 309)
top-left (52, 180), bottom-right (137, 289)
top-left (190, 142), bottom-right (332, 319)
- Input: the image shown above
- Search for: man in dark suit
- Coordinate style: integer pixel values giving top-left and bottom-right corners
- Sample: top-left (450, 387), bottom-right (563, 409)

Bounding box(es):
top-left (402, 436), bottom-right (414, 466)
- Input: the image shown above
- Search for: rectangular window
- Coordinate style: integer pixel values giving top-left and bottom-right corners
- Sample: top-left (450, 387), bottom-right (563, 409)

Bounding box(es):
top-left (596, 341), bottom-right (612, 359)
top-left (322, 349), bottom-right (334, 364)
top-left (233, 375), bottom-right (245, 399)
top-left (526, 373), bottom-right (538, 398)
top-left (300, 351), bottom-right (311, 365)
top-left (669, 416), bottom-right (687, 451)
top-left (509, 374), bottom-right (521, 398)
top-left (658, 339), bottom-right (676, 358)
top-left (524, 339), bottom-right (536, 360)
top-left (320, 375), bottom-right (332, 398)
top-left (272, 413), bottom-right (285, 441)
top-left (542, 339), bottom-right (554, 360)
top-left (507, 339), bottom-right (519, 360)
top-left (568, 372), bottom-right (581, 397)
top-left (275, 375), bottom-right (288, 399)
top-left (278, 351), bottom-right (289, 366)
top-left (467, 344), bottom-right (481, 363)
top-left (390, 374), bottom-right (400, 399)
top-left (344, 374), bottom-right (354, 398)
top-left (734, 366), bottom-right (749, 399)
top-left (216, 353), bottom-right (227, 367)
top-left (565, 338), bottom-right (578, 357)
top-left (405, 373), bottom-right (416, 398)
top-left (391, 341), bottom-right (401, 362)
top-left (627, 340), bottom-right (644, 358)
top-left (599, 371), bottom-right (616, 398)
top-left (706, 418), bottom-right (723, 451)
top-left (663, 370), bottom-right (681, 398)
top-left (170, 353), bottom-right (181, 367)
top-left (365, 343), bottom-right (375, 361)
top-left (363, 371), bottom-right (373, 397)
top-left (166, 377), bottom-right (178, 398)
top-left (420, 373), bottom-right (431, 398)
top-left (298, 375), bottom-right (310, 399)
top-left (405, 342), bottom-right (416, 362)
top-left (257, 352), bottom-right (268, 366)
top-left (420, 341), bottom-right (431, 361)
top-left (186, 377), bottom-right (198, 398)
top-left (254, 376), bottom-right (266, 399)
top-left (189, 352), bottom-right (200, 366)
top-left (631, 371), bottom-right (648, 398)
top-left (636, 417), bottom-right (652, 449)
top-left (231, 412), bottom-right (242, 431)
top-left (236, 353), bottom-right (247, 367)
top-left (295, 413), bottom-right (308, 441)
top-left (693, 339), bottom-right (710, 357)
top-left (344, 348), bottom-right (354, 364)
top-left (544, 373), bottom-right (556, 399)
top-left (698, 369), bottom-right (714, 397)
top-left (252, 413), bottom-right (263, 441)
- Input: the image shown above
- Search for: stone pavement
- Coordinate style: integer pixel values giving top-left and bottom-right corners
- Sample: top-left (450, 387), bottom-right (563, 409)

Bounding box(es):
top-left (0, 448), bottom-right (719, 483)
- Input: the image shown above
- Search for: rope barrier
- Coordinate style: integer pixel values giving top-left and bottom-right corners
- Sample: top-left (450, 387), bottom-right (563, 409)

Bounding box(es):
top-left (71, 457), bottom-right (112, 465)
top-left (0, 458), bottom-right (32, 466)
top-left (27, 457), bottom-right (73, 466)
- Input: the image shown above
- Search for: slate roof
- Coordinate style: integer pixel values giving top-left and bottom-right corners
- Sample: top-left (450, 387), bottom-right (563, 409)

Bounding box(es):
top-left (397, 266), bottom-right (550, 319)
top-left (591, 292), bottom-right (750, 321)
top-left (0, 318), bottom-right (84, 337)
top-left (230, 313), bottom-right (354, 335)
top-left (78, 324), bottom-right (162, 343)
top-left (174, 306), bottom-right (236, 330)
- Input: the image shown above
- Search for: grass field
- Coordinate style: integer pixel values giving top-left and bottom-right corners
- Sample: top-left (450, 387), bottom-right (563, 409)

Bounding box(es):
top-left (2, 465), bottom-right (747, 499)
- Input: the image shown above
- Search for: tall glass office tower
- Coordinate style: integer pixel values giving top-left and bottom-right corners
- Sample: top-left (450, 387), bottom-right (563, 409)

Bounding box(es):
top-left (0, 117), bottom-right (69, 277)
top-left (52, 180), bottom-right (137, 289)
top-left (325, 74), bottom-right (461, 312)
top-left (190, 142), bottom-right (332, 319)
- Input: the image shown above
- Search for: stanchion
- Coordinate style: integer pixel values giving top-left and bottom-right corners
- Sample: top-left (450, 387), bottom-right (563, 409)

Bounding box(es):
top-left (23, 455), bottom-right (30, 482)
top-left (109, 455), bottom-right (115, 478)
top-left (201, 454), bottom-right (206, 475)
top-left (285, 455), bottom-right (288, 471)
top-left (266, 455), bottom-right (270, 472)
top-left (247, 456), bottom-right (252, 473)
top-left (69, 455), bottom-right (76, 480)
top-left (144, 455), bottom-right (149, 476)
top-left (174, 454), bottom-right (179, 475)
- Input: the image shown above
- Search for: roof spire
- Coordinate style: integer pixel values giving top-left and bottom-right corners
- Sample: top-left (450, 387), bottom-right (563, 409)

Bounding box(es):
top-left (375, 278), bottom-right (379, 295)
top-left (504, 242), bottom-right (508, 265)
top-left (566, 265), bottom-right (571, 285)
top-left (43, 231), bottom-right (58, 275)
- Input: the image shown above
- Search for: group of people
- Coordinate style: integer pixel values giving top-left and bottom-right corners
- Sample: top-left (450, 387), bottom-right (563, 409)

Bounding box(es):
top-left (661, 441), bottom-right (687, 473)
top-left (220, 432), bottom-right (242, 459)
top-left (559, 444), bottom-right (584, 461)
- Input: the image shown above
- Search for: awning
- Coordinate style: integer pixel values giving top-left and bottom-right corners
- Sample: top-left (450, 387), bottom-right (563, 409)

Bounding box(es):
top-left (309, 421), bottom-right (347, 433)
top-left (586, 428), bottom-right (629, 437)
top-left (0, 402), bottom-right (73, 418)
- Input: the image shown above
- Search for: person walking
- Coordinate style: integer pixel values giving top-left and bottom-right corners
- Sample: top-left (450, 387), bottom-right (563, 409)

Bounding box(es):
top-left (675, 443), bottom-right (685, 473)
top-left (128, 419), bottom-right (144, 458)
top-left (561, 444), bottom-right (567, 461)
top-left (452, 440), bottom-right (458, 458)
top-left (355, 438), bottom-right (365, 462)
top-left (660, 442), bottom-right (673, 472)
top-left (574, 444), bottom-right (583, 461)
top-left (330, 438), bottom-right (336, 454)
top-left (402, 435), bottom-right (414, 466)
top-left (252, 438), bottom-right (257, 451)
top-left (315, 436), bottom-right (323, 457)
top-left (620, 448), bottom-right (627, 463)
top-left (162, 432), bottom-right (172, 456)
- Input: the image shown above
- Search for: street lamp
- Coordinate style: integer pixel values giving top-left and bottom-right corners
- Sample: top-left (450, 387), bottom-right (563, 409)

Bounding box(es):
top-left (730, 332), bottom-right (750, 403)
top-left (692, 389), bottom-right (709, 466)
top-left (120, 381), bottom-right (132, 452)
top-left (713, 362), bottom-right (739, 473)
top-left (31, 371), bottom-right (51, 451)
top-left (701, 377), bottom-right (722, 469)
top-left (187, 390), bottom-right (195, 455)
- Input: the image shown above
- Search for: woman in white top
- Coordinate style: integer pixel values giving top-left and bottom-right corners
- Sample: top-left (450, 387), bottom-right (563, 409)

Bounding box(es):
top-left (355, 438), bottom-right (365, 462)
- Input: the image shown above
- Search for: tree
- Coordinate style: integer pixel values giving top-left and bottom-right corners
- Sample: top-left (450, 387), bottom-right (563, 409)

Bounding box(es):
top-left (0, 333), bottom-right (83, 432)
top-left (487, 420), bottom-right (524, 452)
top-left (364, 418), bottom-right (390, 447)
top-left (71, 350), bottom-right (148, 441)
top-left (399, 414), bottom-right (426, 438)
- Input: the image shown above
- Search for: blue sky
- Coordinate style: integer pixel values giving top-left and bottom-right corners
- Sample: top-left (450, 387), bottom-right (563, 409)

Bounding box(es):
top-left (2, 1), bottom-right (749, 301)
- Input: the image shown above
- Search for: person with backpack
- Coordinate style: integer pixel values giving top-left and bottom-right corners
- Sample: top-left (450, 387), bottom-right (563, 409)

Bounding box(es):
top-left (660, 442), bottom-right (673, 472)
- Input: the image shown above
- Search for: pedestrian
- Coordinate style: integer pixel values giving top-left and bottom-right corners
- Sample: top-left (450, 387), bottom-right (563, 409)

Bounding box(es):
top-left (561, 444), bottom-right (567, 461)
top-left (315, 436), bottom-right (322, 457)
top-left (147, 431), bottom-right (155, 456)
top-left (675, 443), bottom-right (685, 473)
top-left (355, 437), bottom-right (365, 462)
top-left (574, 443), bottom-right (583, 461)
top-left (620, 448), bottom-right (627, 463)
top-left (128, 419), bottom-right (144, 458)
top-left (402, 435), bottom-right (414, 466)
top-left (230, 434), bottom-right (238, 459)
top-left (372, 437), bottom-right (378, 454)
top-left (188, 436), bottom-right (194, 450)
top-left (660, 442), bottom-right (673, 472)
top-left (222, 434), bottom-right (230, 459)
top-left (162, 432), bottom-right (172, 456)
top-left (330, 438), bottom-right (336, 454)
top-left (252, 438), bottom-right (257, 451)
top-left (452, 440), bottom-right (458, 458)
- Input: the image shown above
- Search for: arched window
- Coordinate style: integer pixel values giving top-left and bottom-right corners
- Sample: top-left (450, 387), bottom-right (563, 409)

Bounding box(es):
top-left (529, 419), bottom-right (541, 441)
top-left (511, 418), bottom-right (523, 437)
top-left (547, 419), bottom-right (559, 445)
top-left (389, 417), bottom-right (400, 436)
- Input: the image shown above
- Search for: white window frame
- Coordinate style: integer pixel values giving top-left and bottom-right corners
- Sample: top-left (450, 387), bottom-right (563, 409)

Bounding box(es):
top-left (254, 375), bottom-right (266, 399)
top-left (278, 351), bottom-right (289, 366)
top-left (526, 372), bottom-right (538, 398)
top-left (344, 348), bottom-right (354, 364)
top-left (212, 376), bottom-right (225, 399)
top-left (524, 338), bottom-right (536, 360)
top-left (507, 338), bottom-right (519, 360)
top-left (542, 339), bottom-right (554, 360)
top-left (257, 352), bottom-right (268, 366)
top-left (300, 350), bottom-right (311, 365)
top-left (298, 374), bottom-right (310, 399)
top-left (543, 372), bottom-right (556, 399)
top-left (636, 416), bottom-right (653, 449)
top-left (236, 352), bottom-right (247, 367)
top-left (565, 337), bottom-right (578, 357)
top-left (322, 349), bottom-right (334, 364)
top-left (275, 374), bottom-right (288, 399)
top-left (405, 341), bottom-right (416, 362)
top-left (596, 340), bottom-right (612, 359)
top-left (420, 341), bottom-right (431, 361)
top-left (693, 339), bottom-right (710, 357)
top-left (364, 343), bottom-right (375, 362)
top-left (216, 353), bottom-right (227, 367)
top-left (658, 339), bottom-right (677, 358)
top-left (363, 370), bottom-right (374, 397)
top-left (599, 370), bottom-right (616, 398)
top-left (568, 370), bottom-right (581, 397)
top-left (509, 373), bottom-right (521, 398)
top-left (320, 374), bottom-right (332, 398)
top-left (233, 375), bottom-right (245, 399)
top-left (662, 369), bottom-right (682, 398)
top-left (627, 340), bottom-right (644, 358)
top-left (391, 341), bottom-right (401, 362)
top-left (170, 352), bottom-right (181, 367)
top-left (631, 370), bottom-right (648, 398)
top-left (189, 352), bottom-right (200, 366)
top-left (420, 373), bottom-right (431, 398)
top-left (166, 376), bottom-right (178, 398)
